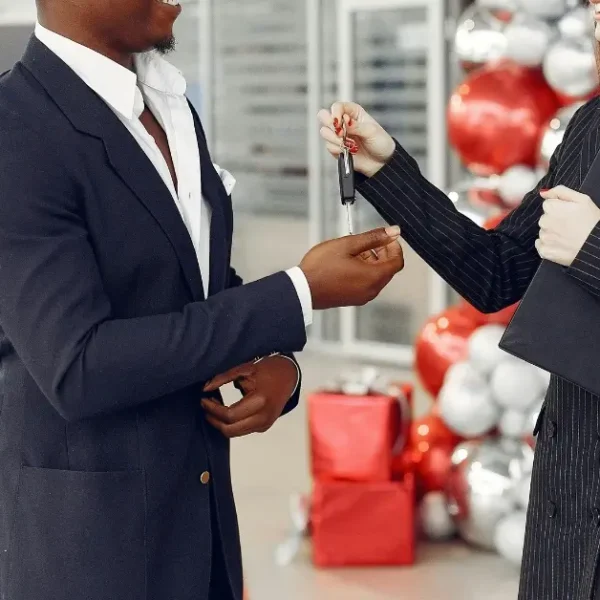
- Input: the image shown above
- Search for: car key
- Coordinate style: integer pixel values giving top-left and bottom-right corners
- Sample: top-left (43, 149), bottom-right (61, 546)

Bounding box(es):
top-left (338, 121), bottom-right (377, 257)
top-left (338, 144), bottom-right (355, 235)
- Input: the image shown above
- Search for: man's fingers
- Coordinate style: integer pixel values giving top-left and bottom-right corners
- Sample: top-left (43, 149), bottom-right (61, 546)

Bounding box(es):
top-left (374, 250), bottom-right (405, 276)
top-left (380, 239), bottom-right (403, 258)
top-left (203, 362), bottom-right (254, 391)
top-left (346, 226), bottom-right (400, 256)
top-left (201, 394), bottom-right (266, 425)
top-left (205, 414), bottom-right (266, 438)
top-left (203, 395), bottom-right (272, 438)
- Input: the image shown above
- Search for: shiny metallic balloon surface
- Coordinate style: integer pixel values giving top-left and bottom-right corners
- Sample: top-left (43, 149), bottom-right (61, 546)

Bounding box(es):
top-left (454, 5), bottom-right (508, 68)
top-left (446, 438), bottom-right (534, 549)
top-left (538, 102), bottom-right (583, 170)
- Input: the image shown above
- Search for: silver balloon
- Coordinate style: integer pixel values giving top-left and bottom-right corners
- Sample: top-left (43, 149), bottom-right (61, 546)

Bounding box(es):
top-left (516, 0), bottom-right (567, 20)
top-left (538, 102), bottom-right (583, 170)
top-left (447, 186), bottom-right (499, 227)
top-left (504, 13), bottom-right (554, 67)
top-left (455, 5), bottom-right (508, 68)
top-left (446, 438), bottom-right (534, 550)
top-left (558, 5), bottom-right (594, 40)
top-left (419, 492), bottom-right (457, 541)
top-left (524, 397), bottom-right (545, 445)
top-left (475, 0), bottom-right (518, 11)
top-left (543, 37), bottom-right (598, 99)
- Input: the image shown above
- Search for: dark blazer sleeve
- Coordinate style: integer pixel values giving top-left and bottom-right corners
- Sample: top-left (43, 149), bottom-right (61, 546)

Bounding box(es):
top-left (0, 122), bottom-right (307, 422)
top-left (227, 264), bottom-right (301, 415)
top-left (355, 101), bottom-right (594, 313)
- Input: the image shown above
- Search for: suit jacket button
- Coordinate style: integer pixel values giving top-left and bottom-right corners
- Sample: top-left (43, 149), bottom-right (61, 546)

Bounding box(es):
top-left (546, 420), bottom-right (557, 438)
top-left (547, 501), bottom-right (556, 518)
top-left (200, 471), bottom-right (211, 485)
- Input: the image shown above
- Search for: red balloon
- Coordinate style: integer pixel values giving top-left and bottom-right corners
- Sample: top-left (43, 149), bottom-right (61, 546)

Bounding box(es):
top-left (458, 299), bottom-right (518, 327)
top-left (414, 306), bottom-right (479, 398)
top-left (483, 211), bottom-right (510, 230)
top-left (468, 188), bottom-right (505, 210)
top-left (405, 414), bottom-right (462, 497)
top-left (448, 62), bottom-right (559, 175)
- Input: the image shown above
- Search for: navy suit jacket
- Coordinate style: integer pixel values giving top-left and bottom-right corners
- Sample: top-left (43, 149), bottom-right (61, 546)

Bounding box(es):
top-left (0, 37), bottom-right (306, 600)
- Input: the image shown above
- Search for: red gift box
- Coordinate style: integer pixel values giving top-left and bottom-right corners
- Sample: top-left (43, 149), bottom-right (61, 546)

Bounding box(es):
top-left (311, 475), bottom-right (415, 567)
top-left (308, 386), bottom-right (411, 483)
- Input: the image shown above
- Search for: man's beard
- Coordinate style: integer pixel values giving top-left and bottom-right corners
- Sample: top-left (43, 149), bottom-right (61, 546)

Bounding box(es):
top-left (154, 36), bottom-right (176, 55)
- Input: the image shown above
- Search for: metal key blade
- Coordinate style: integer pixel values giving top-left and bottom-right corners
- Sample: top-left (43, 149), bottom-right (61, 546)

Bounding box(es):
top-left (345, 202), bottom-right (354, 235)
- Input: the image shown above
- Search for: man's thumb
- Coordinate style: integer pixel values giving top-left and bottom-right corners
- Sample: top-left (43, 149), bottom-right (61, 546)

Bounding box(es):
top-left (346, 226), bottom-right (401, 256)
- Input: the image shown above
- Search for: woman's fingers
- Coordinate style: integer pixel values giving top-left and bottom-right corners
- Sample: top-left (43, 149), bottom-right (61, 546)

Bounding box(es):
top-left (325, 142), bottom-right (342, 157)
top-left (320, 126), bottom-right (340, 145)
top-left (317, 108), bottom-right (335, 130)
top-left (330, 101), bottom-right (362, 125)
top-left (540, 185), bottom-right (587, 203)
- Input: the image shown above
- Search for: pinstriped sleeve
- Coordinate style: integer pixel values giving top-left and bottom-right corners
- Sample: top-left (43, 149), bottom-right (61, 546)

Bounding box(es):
top-left (355, 100), bottom-right (595, 314)
top-left (567, 223), bottom-right (600, 298)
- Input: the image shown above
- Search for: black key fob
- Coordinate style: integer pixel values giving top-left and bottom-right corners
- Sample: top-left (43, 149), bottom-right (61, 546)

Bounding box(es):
top-left (338, 149), bottom-right (355, 205)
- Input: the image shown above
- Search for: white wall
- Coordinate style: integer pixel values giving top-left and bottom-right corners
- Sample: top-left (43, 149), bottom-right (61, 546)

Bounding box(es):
top-left (0, 1), bottom-right (35, 26)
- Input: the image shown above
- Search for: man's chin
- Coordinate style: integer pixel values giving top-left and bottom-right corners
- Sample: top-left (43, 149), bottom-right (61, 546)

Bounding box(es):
top-left (153, 36), bottom-right (176, 55)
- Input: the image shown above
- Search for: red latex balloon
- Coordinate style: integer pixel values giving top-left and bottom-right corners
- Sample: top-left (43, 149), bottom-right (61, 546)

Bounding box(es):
top-left (483, 211), bottom-right (510, 230)
top-left (468, 188), bottom-right (505, 210)
top-left (414, 306), bottom-right (479, 398)
top-left (448, 62), bottom-right (559, 175)
top-left (406, 413), bottom-right (462, 497)
top-left (458, 299), bottom-right (518, 327)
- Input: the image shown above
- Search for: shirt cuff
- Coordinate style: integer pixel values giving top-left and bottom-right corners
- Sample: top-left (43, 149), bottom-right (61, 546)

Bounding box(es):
top-left (567, 222), bottom-right (600, 299)
top-left (285, 267), bottom-right (313, 327)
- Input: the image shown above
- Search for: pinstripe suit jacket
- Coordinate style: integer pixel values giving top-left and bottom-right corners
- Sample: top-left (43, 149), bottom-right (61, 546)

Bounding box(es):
top-left (356, 96), bottom-right (600, 600)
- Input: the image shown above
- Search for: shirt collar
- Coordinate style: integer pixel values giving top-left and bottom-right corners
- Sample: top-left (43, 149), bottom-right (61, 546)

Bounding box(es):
top-left (34, 22), bottom-right (187, 121)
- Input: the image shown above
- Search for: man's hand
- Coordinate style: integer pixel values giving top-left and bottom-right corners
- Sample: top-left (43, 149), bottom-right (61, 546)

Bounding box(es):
top-left (537, 186), bottom-right (600, 266)
top-left (299, 226), bottom-right (404, 310)
top-left (201, 355), bottom-right (298, 438)
top-left (317, 101), bottom-right (396, 177)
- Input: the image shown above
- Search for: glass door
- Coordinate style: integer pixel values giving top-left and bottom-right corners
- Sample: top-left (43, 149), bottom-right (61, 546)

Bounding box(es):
top-left (308, 0), bottom-right (450, 365)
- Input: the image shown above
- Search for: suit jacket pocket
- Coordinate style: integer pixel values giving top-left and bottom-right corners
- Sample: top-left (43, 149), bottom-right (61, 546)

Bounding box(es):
top-left (7, 466), bottom-right (146, 600)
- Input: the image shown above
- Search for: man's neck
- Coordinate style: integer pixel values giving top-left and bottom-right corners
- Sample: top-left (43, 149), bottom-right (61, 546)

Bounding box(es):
top-left (36, 17), bottom-right (134, 69)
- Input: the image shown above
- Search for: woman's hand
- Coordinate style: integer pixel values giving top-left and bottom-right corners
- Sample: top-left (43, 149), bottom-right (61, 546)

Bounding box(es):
top-left (317, 102), bottom-right (396, 178)
top-left (537, 186), bottom-right (600, 266)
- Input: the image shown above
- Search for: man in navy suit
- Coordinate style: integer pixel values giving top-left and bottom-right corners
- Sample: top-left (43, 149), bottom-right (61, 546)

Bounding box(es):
top-left (0, 1), bottom-right (404, 599)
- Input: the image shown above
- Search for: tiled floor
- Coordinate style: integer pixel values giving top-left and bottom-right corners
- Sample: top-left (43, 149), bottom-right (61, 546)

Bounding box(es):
top-left (225, 351), bottom-right (521, 600)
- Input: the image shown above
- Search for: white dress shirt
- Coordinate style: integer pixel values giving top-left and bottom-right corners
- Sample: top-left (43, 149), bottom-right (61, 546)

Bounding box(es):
top-left (34, 23), bottom-right (310, 391)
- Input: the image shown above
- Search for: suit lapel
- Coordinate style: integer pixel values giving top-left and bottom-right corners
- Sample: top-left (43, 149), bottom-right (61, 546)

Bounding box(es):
top-left (20, 36), bottom-right (205, 301)
top-left (188, 105), bottom-right (229, 296)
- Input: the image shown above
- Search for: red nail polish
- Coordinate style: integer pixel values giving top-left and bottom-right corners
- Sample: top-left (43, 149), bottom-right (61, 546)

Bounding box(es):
top-left (336, 128), bottom-right (342, 135)
top-left (350, 147), bottom-right (358, 154)
top-left (348, 119), bottom-right (353, 126)
top-left (540, 188), bottom-right (549, 193)
top-left (333, 118), bottom-right (339, 127)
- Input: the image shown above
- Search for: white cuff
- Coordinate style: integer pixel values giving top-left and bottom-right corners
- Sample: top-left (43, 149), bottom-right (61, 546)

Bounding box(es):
top-left (285, 266), bottom-right (313, 328)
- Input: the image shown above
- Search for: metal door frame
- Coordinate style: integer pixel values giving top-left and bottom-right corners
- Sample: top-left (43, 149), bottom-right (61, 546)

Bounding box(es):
top-left (307, 0), bottom-right (449, 364)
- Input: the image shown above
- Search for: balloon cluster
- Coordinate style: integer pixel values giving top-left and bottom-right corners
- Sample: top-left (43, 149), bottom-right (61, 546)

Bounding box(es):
top-left (448, 0), bottom-right (598, 220)
top-left (412, 304), bottom-right (548, 567)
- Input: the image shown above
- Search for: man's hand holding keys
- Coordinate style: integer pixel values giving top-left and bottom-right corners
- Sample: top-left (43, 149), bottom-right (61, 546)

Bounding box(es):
top-left (299, 226), bottom-right (404, 309)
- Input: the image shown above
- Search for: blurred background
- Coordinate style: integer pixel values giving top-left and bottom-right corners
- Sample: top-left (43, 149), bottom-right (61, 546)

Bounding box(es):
top-left (0, 0), bottom-right (597, 598)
